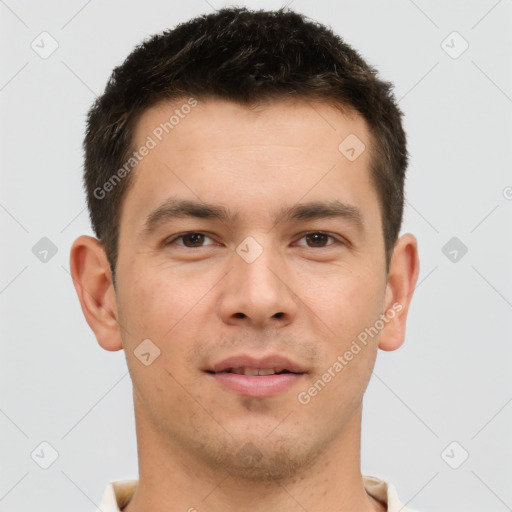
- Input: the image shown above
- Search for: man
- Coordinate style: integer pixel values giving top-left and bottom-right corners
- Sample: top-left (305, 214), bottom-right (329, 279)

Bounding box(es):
top-left (70, 6), bottom-right (420, 512)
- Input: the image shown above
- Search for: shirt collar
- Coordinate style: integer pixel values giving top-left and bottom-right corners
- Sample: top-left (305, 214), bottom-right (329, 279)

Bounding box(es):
top-left (97, 475), bottom-right (416, 512)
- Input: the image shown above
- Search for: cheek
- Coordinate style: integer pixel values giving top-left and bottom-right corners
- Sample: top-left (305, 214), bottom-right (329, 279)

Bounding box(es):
top-left (117, 263), bottom-right (208, 378)
top-left (119, 261), bottom-right (195, 336)
top-left (295, 332), bottom-right (378, 435)
top-left (303, 266), bottom-right (384, 339)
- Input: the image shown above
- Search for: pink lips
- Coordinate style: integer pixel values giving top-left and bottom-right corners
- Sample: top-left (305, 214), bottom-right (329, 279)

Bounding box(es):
top-left (204, 354), bottom-right (306, 398)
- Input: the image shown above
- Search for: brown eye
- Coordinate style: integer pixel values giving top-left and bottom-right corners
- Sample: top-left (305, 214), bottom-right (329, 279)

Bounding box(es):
top-left (181, 233), bottom-right (205, 247)
top-left (166, 232), bottom-right (214, 248)
top-left (306, 233), bottom-right (329, 247)
top-left (297, 232), bottom-right (338, 248)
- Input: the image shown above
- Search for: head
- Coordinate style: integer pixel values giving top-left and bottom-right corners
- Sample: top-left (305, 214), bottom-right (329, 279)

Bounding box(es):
top-left (83, 6), bottom-right (408, 284)
top-left (71, 7), bottom-right (419, 482)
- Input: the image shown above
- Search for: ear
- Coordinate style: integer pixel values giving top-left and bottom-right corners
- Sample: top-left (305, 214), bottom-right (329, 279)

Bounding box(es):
top-left (378, 233), bottom-right (420, 352)
top-left (69, 235), bottom-right (123, 351)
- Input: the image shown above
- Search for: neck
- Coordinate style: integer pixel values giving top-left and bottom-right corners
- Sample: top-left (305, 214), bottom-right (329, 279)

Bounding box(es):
top-left (123, 400), bottom-right (385, 512)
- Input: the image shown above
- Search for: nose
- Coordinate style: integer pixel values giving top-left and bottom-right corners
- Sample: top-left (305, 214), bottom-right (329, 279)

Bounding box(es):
top-left (217, 241), bottom-right (298, 329)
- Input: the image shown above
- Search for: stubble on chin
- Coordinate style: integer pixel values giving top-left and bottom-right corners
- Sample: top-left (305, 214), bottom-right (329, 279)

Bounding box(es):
top-left (186, 422), bottom-right (327, 484)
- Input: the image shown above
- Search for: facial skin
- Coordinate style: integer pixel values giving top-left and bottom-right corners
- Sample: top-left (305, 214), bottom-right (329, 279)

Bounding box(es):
top-left (70, 97), bottom-right (419, 512)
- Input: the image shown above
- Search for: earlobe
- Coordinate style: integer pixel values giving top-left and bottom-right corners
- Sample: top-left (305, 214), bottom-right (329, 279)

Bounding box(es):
top-left (378, 233), bottom-right (420, 352)
top-left (69, 235), bottom-right (123, 351)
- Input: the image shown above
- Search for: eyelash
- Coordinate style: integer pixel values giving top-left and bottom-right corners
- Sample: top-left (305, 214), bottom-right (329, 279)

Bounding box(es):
top-left (164, 231), bottom-right (345, 249)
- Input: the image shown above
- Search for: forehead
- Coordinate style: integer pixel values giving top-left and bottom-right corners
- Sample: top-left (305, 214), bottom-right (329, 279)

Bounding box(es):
top-left (121, 96), bottom-right (379, 235)
top-left (133, 96), bottom-right (370, 154)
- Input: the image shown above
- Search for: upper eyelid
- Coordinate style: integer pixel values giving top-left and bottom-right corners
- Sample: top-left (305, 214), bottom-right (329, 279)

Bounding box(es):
top-left (164, 231), bottom-right (217, 246)
top-left (165, 231), bottom-right (344, 246)
top-left (294, 231), bottom-right (340, 245)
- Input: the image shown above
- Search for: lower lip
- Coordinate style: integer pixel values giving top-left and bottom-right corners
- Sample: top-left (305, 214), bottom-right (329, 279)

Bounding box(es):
top-left (207, 372), bottom-right (304, 397)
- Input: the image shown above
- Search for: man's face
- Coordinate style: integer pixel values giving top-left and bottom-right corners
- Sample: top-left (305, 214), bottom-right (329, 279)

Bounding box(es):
top-left (114, 97), bottom-right (390, 479)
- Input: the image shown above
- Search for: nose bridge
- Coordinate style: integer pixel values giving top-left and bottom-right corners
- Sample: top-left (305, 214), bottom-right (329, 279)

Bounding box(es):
top-left (218, 234), bottom-right (297, 326)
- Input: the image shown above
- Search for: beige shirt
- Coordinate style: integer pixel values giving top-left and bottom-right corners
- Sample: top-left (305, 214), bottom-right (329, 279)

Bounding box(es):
top-left (94, 475), bottom-right (419, 511)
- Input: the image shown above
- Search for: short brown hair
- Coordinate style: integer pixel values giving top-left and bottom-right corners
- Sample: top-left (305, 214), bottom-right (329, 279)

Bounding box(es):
top-left (83, 6), bottom-right (408, 282)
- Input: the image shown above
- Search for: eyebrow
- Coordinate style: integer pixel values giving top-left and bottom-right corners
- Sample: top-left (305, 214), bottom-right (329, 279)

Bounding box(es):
top-left (140, 196), bottom-right (365, 237)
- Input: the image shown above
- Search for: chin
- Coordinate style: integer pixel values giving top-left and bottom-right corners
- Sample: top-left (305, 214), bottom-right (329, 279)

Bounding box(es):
top-left (192, 429), bottom-right (324, 483)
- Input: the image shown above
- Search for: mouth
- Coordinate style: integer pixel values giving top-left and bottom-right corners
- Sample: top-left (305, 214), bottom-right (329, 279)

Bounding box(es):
top-left (204, 355), bottom-right (306, 397)
top-left (206, 367), bottom-right (298, 376)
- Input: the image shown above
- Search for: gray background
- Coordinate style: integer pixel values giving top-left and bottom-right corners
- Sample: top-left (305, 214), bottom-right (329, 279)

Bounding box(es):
top-left (1, 0), bottom-right (511, 511)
